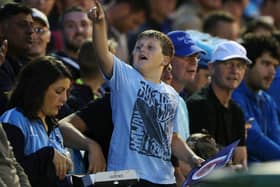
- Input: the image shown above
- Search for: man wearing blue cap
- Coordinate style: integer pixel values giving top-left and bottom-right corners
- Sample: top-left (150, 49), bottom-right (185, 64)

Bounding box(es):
top-left (183, 43), bottom-right (212, 98)
top-left (167, 31), bottom-right (205, 186)
top-left (167, 30), bottom-right (205, 141)
top-left (168, 31), bottom-right (205, 94)
top-left (187, 40), bottom-right (250, 168)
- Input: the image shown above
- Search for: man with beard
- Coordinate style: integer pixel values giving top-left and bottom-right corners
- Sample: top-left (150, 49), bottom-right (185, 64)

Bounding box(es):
top-left (167, 30), bottom-right (205, 141)
top-left (167, 31), bottom-right (205, 187)
top-left (0, 3), bottom-right (34, 114)
top-left (232, 34), bottom-right (280, 163)
top-left (53, 6), bottom-right (92, 79)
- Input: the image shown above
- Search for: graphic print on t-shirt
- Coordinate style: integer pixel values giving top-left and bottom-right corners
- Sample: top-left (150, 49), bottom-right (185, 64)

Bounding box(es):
top-left (129, 81), bottom-right (177, 160)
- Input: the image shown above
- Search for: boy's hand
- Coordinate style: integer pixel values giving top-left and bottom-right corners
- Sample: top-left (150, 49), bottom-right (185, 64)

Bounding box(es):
top-left (86, 140), bottom-right (106, 174)
top-left (189, 155), bottom-right (205, 168)
top-left (0, 40), bottom-right (8, 66)
top-left (88, 0), bottom-right (105, 23)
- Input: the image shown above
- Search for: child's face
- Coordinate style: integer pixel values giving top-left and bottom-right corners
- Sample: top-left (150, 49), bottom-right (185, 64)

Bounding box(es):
top-left (132, 37), bottom-right (166, 74)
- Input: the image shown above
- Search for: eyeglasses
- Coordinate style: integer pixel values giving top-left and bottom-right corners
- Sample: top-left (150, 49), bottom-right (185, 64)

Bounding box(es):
top-left (34, 27), bottom-right (47, 34)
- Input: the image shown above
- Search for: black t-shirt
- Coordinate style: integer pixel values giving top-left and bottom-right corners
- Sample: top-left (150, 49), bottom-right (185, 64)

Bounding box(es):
top-left (187, 85), bottom-right (246, 147)
top-left (77, 93), bottom-right (113, 159)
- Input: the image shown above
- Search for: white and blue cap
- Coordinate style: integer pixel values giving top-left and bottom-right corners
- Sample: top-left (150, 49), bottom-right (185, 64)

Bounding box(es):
top-left (187, 30), bottom-right (223, 69)
top-left (210, 40), bottom-right (252, 64)
top-left (167, 30), bottom-right (205, 57)
top-left (196, 40), bottom-right (213, 69)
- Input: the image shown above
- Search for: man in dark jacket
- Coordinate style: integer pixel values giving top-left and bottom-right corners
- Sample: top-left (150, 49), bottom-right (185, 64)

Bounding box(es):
top-left (0, 3), bottom-right (34, 114)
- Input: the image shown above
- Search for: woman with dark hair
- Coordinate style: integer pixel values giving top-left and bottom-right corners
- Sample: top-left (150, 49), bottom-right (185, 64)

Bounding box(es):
top-left (0, 56), bottom-right (74, 187)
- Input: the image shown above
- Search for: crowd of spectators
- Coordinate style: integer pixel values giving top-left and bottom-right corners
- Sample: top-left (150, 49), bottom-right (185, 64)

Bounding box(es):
top-left (1, 0), bottom-right (280, 186)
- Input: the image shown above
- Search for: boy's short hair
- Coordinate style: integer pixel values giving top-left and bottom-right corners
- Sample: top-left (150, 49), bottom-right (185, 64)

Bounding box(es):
top-left (137, 30), bottom-right (175, 58)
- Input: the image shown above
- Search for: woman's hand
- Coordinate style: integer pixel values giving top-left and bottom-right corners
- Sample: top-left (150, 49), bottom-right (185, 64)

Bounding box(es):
top-left (52, 149), bottom-right (73, 180)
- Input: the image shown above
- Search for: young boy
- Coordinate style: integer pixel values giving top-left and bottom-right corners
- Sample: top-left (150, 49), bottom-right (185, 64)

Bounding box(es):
top-left (87, 2), bottom-right (203, 186)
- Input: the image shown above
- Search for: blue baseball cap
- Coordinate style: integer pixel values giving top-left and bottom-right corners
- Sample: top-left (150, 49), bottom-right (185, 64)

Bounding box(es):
top-left (167, 31), bottom-right (205, 57)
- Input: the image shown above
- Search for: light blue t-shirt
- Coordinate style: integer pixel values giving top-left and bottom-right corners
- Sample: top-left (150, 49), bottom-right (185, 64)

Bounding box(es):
top-left (0, 108), bottom-right (66, 156)
top-left (106, 56), bottom-right (180, 184)
top-left (177, 96), bottom-right (190, 141)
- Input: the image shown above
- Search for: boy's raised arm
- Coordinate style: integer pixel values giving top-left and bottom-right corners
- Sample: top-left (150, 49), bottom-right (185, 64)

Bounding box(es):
top-left (88, 0), bottom-right (114, 78)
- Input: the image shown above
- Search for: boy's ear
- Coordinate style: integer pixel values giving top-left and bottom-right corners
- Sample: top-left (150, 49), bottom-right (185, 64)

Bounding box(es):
top-left (162, 56), bottom-right (171, 66)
